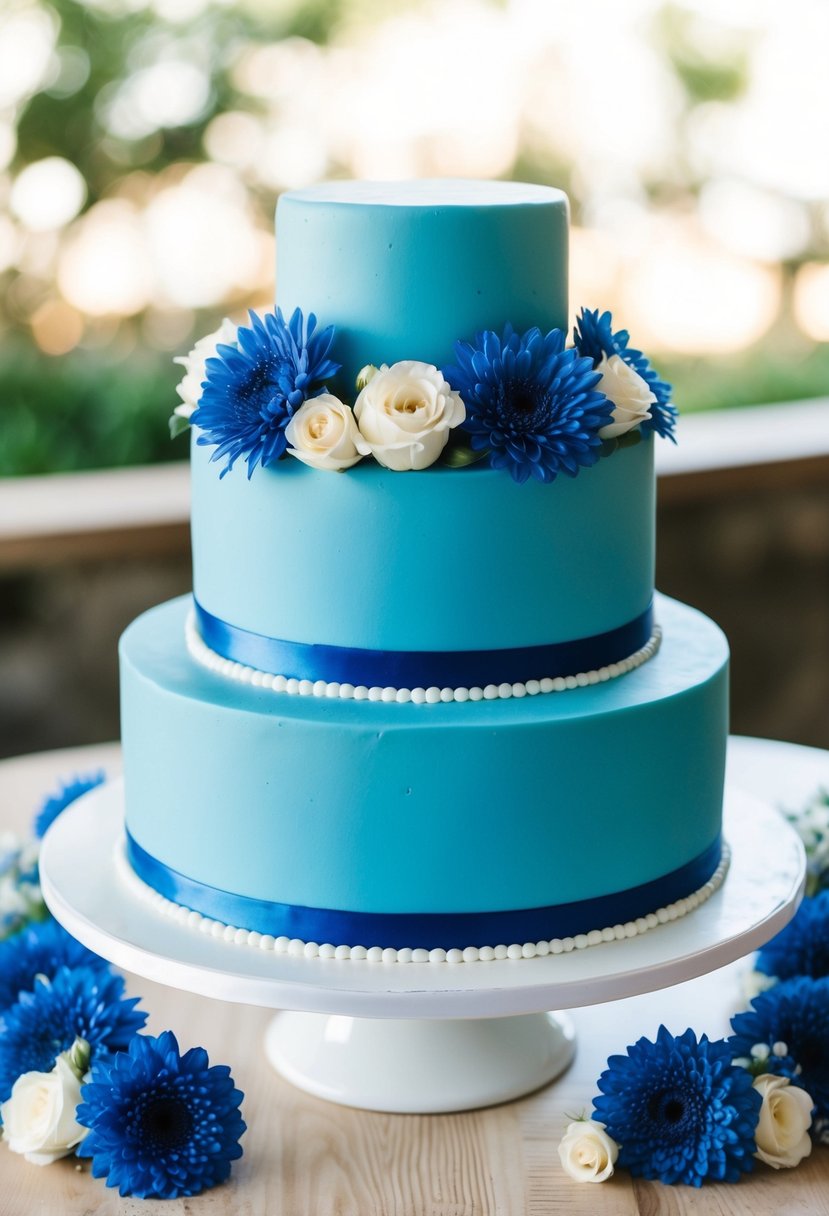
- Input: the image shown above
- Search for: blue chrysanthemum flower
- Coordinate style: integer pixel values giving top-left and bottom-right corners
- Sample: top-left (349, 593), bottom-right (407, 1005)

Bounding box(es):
top-left (0, 966), bottom-right (146, 1102)
top-left (34, 771), bottom-right (106, 839)
top-left (573, 307), bottom-right (677, 442)
top-left (756, 890), bottom-right (829, 982)
top-left (0, 918), bottom-right (107, 1014)
top-left (593, 1025), bottom-right (761, 1185)
top-left (191, 308), bottom-right (340, 478)
top-left (729, 976), bottom-right (829, 1123)
top-left (77, 1030), bottom-right (246, 1199)
top-left (443, 325), bottom-right (612, 484)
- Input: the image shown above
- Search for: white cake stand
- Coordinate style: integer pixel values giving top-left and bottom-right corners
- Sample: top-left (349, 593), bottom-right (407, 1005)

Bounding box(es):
top-left (40, 781), bottom-right (804, 1114)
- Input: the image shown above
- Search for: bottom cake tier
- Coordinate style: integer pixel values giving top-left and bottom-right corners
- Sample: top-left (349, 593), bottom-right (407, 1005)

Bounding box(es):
top-left (119, 593), bottom-right (729, 954)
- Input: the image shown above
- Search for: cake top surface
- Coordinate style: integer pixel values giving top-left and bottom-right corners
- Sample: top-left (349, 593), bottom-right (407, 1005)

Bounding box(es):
top-left (280, 178), bottom-right (567, 209)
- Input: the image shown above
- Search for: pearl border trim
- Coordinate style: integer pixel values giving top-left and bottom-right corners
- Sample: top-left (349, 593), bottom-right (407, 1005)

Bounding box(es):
top-left (185, 611), bottom-right (663, 705)
top-left (117, 839), bottom-right (730, 964)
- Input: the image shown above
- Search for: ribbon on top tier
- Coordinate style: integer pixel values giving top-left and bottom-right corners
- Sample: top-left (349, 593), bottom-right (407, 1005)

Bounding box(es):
top-left (193, 599), bottom-right (655, 690)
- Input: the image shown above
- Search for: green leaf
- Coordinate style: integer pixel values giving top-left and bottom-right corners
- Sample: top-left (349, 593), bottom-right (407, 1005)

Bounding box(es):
top-left (616, 429), bottom-right (643, 450)
top-left (169, 412), bottom-right (191, 440)
top-left (440, 442), bottom-right (489, 468)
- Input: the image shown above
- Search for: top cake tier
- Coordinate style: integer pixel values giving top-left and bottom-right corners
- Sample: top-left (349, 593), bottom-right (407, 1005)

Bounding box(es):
top-left (276, 179), bottom-right (569, 387)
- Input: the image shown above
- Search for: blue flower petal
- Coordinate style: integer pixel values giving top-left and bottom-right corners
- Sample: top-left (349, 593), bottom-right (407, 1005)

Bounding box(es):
top-left (35, 772), bottom-right (106, 838)
top-left (0, 918), bottom-right (108, 1014)
top-left (573, 307), bottom-right (677, 442)
top-left (728, 976), bottom-right (829, 1122)
top-left (190, 307), bottom-right (340, 478)
top-left (443, 323), bottom-right (613, 485)
top-left (77, 1030), bottom-right (246, 1199)
top-left (593, 1025), bottom-right (761, 1185)
top-left (0, 967), bottom-right (146, 1101)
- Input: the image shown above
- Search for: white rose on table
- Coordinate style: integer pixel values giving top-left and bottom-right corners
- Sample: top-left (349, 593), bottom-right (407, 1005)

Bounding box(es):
top-left (354, 360), bottom-right (466, 471)
top-left (558, 1118), bottom-right (619, 1182)
top-left (1, 1052), bottom-right (88, 1165)
top-left (173, 318), bottom-right (238, 419)
top-left (285, 394), bottom-right (370, 471)
top-left (752, 1073), bottom-right (813, 1169)
top-left (595, 353), bottom-right (656, 439)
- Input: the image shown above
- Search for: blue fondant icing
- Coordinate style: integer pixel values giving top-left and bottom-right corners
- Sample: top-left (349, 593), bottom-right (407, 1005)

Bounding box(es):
top-left (191, 431), bottom-right (655, 653)
top-left (120, 594), bottom-right (728, 925)
top-left (193, 598), bottom-right (654, 687)
top-left (275, 179), bottom-right (569, 392)
top-left (126, 829), bottom-right (722, 951)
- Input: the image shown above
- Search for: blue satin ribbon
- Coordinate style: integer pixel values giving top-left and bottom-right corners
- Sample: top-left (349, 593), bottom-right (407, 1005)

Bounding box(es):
top-left (194, 600), bottom-right (655, 689)
top-left (126, 832), bottom-right (722, 952)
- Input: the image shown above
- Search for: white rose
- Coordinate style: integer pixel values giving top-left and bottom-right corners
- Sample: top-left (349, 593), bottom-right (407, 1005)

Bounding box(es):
top-left (558, 1119), bottom-right (619, 1182)
top-left (753, 1073), bottom-right (813, 1169)
top-left (285, 394), bottom-right (370, 471)
top-left (0, 1054), bottom-right (88, 1165)
top-left (353, 360), bottom-right (466, 471)
top-left (173, 318), bottom-right (238, 419)
top-left (595, 353), bottom-right (656, 439)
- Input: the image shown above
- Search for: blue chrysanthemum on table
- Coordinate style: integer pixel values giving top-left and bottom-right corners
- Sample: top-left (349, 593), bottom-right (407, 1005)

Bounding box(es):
top-left (443, 325), bottom-right (612, 484)
top-left (0, 918), bottom-right (106, 1013)
top-left (592, 1025), bottom-right (760, 1185)
top-left (35, 771), bottom-right (106, 839)
top-left (191, 308), bottom-right (340, 478)
top-left (755, 890), bottom-right (829, 983)
top-left (573, 307), bottom-right (677, 442)
top-left (0, 966), bottom-right (146, 1101)
top-left (729, 976), bottom-right (829, 1123)
top-left (77, 1030), bottom-right (246, 1199)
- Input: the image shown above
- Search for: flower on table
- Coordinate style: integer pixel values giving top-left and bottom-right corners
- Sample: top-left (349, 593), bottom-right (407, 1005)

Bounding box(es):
top-left (0, 832), bottom-right (44, 942)
top-left (751, 1073), bottom-right (813, 1169)
top-left (443, 325), bottom-right (611, 485)
top-left (728, 976), bottom-right (829, 1134)
top-left (558, 1117), bottom-right (619, 1182)
top-left (77, 1030), bottom-right (246, 1199)
top-left (1, 1043), bottom-right (89, 1166)
top-left (0, 967), bottom-right (146, 1103)
top-left (754, 889), bottom-right (829, 983)
top-left (34, 771), bottom-right (106, 839)
top-left (573, 308), bottom-right (677, 442)
top-left (192, 308), bottom-right (340, 478)
top-left (592, 1025), bottom-right (761, 1185)
top-left (172, 318), bottom-right (238, 430)
top-left (784, 790), bottom-right (829, 897)
top-left (285, 393), bottom-right (370, 471)
top-left (0, 918), bottom-right (106, 1014)
top-left (353, 360), bottom-right (465, 471)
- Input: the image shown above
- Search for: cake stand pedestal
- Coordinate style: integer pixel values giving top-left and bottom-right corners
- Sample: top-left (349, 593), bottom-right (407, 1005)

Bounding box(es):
top-left (39, 783), bottom-right (804, 1114)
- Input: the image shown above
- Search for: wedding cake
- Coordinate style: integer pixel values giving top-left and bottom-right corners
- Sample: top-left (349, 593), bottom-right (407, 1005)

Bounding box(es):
top-left (118, 180), bottom-right (729, 962)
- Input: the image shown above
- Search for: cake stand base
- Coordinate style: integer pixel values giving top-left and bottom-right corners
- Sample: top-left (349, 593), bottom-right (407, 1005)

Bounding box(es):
top-left (264, 1010), bottom-right (576, 1113)
top-left (39, 780), bottom-right (804, 1113)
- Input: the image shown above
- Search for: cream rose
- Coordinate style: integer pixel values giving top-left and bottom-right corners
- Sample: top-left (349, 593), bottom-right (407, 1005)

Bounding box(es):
top-left (753, 1073), bottom-right (813, 1169)
top-left (558, 1119), bottom-right (619, 1182)
top-left (1, 1054), bottom-right (88, 1165)
top-left (173, 318), bottom-right (238, 419)
top-left (595, 353), bottom-right (656, 439)
top-left (353, 360), bottom-right (466, 471)
top-left (285, 394), bottom-right (370, 471)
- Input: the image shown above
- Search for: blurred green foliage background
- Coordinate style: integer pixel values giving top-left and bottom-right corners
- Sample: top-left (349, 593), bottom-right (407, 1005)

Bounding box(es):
top-left (1, 0), bottom-right (827, 475)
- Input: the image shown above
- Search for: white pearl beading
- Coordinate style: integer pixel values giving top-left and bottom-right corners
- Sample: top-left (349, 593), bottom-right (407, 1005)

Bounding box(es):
top-left (185, 612), bottom-right (663, 705)
top-left (117, 839), bottom-right (730, 964)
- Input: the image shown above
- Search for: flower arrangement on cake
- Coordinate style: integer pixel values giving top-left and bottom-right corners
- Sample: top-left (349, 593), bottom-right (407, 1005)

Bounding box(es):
top-left (558, 791), bottom-right (829, 1186)
top-left (0, 776), bottom-right (246, 1199)
top-left (171, 304), bottom-right (676, 483)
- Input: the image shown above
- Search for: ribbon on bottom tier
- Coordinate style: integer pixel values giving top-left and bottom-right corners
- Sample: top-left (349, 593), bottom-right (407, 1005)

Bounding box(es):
top-left (193, 599), bottom-right (656, 689)
top-left (126, 832), bottom-right (723, 952)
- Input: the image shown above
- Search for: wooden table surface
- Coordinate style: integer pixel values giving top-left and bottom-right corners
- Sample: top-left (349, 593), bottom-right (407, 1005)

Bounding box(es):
top-left (1, 739), bottom-right (827, 1216)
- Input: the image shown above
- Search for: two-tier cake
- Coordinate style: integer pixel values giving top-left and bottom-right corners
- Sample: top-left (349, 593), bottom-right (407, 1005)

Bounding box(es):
top-left (118, 180), bottom-right (729, 961)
